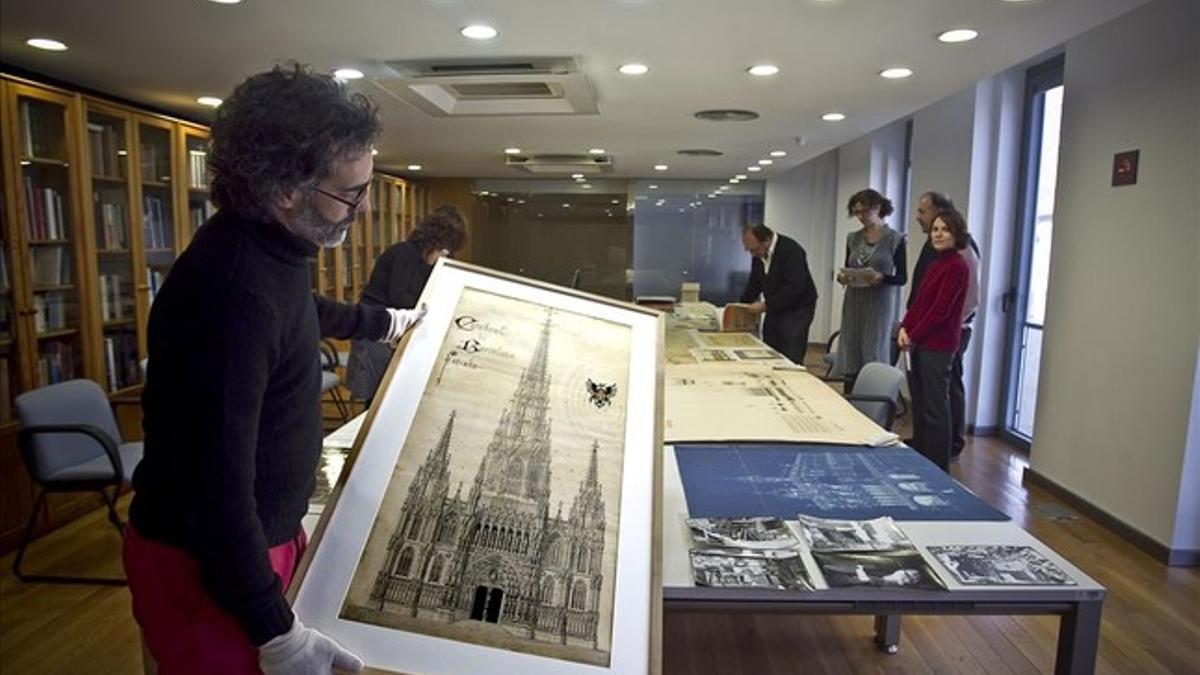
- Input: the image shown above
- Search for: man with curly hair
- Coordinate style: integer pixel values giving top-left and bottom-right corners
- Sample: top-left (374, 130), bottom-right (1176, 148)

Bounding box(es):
top-left (123, 64), bottom-right (419, 674)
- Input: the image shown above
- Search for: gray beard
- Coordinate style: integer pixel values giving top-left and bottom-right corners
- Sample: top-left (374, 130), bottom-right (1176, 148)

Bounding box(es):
top-left (286, 197), bottom-right (353, 248)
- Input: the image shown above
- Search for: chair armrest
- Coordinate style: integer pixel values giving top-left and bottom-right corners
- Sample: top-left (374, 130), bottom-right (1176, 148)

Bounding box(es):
top-left (18, 423), bottom-right (124, 485)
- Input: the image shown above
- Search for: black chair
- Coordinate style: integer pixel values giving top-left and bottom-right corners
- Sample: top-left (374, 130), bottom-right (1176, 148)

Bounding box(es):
top-left (13, 379), bottom-right (142, 585)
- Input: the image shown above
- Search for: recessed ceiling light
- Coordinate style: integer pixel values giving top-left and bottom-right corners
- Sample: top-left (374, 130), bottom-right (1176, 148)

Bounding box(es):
top-left (619, 63), bottom-right (649, 75)
top-left (880, 67), bottom-right (914, 79)
top-left (748, 166), bottom-right (762, 172)
top-left (517, 199), bottom-right (526, 204)
top-left (562, 203), bottom-right (571, 208)
top-left (333, 68), bottom-right (364, 80)
top-left (735, 174), bottom-right (747, 180)
top-left (479, 191), bottom-right (489, 196)
top-left (507, 197), bottom-right (514, 202)
top-left (747, 64), bottom-right (780, 76)
top-left (504, 147), bottom-right (522, 155)
top-left (571, 173), bottom-right (585, 179)
top-left (197, 96), bottom-right (223, 107)
top-left (718, 186), bottom-right (730, 191)
top-left (582, 184), bottom-right (593, 189)
top-left (729, 178), bottom-right (740, 184)
top-left (205, 0), bottom-right (243, 4)
top-left (461, 24), bottom-right (498, 40)
top-left (26, 38), bottom-right (68, 52)
top-left (407, 164), bottom-right (422, 171)
top-left (611, 199), bottom-right (620, 204)
top-left (938, 28), bottom-right (979, 43)
top-left (822, 112), bottom-right (846, 121)
top-left (589, 148), bottom-right (606, 155)
top-left (757, 159), bottom-right (774, 165)
top-left (575, 178), bottom-right (587, 183)
top-left (654, 164), bottom-right (668, 171)
top-left (769, 150), bottom-right (787, 157)
top-left (649, 184), bottom-right (659, 189)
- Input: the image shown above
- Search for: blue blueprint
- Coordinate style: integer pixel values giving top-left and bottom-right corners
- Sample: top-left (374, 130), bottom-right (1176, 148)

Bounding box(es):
top-left (675, 444), bottom-right (1009, 522)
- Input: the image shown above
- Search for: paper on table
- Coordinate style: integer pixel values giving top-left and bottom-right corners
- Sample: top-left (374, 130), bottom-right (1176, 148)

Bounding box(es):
top-left (322, 411), bottom-right (367, 449)
top-left (664, 364), bottom-right (898, 445)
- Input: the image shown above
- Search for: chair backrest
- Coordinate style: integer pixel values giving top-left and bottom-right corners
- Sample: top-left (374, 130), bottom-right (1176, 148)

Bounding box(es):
top-left (14, 379), bottom-right (121, 481)
top-left (852, 362), bottom-right (904, 403)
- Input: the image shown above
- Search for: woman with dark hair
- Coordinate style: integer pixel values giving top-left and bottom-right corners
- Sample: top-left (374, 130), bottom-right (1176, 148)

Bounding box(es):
top-left (834, 188), bottom-right (908, 391)
top-left (898, 208), bottom-right (971, 472)
top-left (346, 205), bottom-right (467, 402)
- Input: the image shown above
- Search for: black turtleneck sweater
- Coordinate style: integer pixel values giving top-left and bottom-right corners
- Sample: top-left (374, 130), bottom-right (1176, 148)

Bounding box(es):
top-left (130, 211), bottom-right (390, 645)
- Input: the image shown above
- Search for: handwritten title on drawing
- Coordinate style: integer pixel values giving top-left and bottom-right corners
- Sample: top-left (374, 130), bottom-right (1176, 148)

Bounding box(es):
top-left (436, 314), bottom-right (516, 384)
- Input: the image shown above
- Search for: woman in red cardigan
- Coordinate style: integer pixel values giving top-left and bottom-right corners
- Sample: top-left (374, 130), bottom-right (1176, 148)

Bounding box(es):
top-left (898, 208), bottom-right (971, 471)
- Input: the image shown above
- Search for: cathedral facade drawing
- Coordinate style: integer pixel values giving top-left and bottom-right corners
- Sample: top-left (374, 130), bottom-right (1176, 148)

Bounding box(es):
top-left (361, 312), bottom-right (610, 653)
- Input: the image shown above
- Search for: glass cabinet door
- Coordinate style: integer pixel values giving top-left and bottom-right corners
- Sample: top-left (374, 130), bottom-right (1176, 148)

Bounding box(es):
top-left (370, 176), bottom-right (384, 259)
top-left (182, 126), bottom-right (213, 243)
top-left (137, 120), bottom-right (177, 307)
top-left (13, 88), bottom-right (85, 387)
top-left (86, 106), bottom-right (140, 392)
top-left (0, 123), bottom-right (21, 424)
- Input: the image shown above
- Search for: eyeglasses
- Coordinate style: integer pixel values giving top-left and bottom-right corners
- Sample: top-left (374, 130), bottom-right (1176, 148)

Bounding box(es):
top-left (312, 183), bottom-right (369, 210)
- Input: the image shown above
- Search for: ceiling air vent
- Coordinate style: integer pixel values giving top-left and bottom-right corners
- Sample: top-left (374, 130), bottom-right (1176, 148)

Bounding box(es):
top-left (374, 57), bottom-right (598, 117)
top-left (677, 148), bottom-right (724, 156)
top-left (693, 109), bottom-right (760, 122)
top-left (506, 153), bottom-right (612, 175)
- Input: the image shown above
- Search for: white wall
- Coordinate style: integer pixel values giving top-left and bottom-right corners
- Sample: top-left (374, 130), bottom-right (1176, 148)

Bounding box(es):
top-left (1031, 0), bottom-right (1200, 549)
top-left (829, 136), bottom-right (871, 334)
top-left (763, 150), bottom-right (839, 341)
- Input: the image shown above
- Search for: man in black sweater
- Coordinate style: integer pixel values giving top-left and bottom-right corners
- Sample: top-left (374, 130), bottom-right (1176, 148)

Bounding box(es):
top-left (739, 223), bottom-right (819, 364)
top-left (125, 66), bottom-right (420, 675)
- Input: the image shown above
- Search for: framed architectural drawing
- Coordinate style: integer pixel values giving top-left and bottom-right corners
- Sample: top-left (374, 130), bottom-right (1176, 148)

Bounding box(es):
top-left (292, 259), bottom-right (664, 675)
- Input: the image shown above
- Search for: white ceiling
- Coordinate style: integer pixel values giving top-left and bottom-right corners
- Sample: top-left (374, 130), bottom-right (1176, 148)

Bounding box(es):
top-left (0, 0), bottom-right (1145, 180)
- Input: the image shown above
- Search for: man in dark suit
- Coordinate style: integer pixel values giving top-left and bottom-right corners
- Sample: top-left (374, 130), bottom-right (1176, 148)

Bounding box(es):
top-left (739, 223), bottom-right (819, 365)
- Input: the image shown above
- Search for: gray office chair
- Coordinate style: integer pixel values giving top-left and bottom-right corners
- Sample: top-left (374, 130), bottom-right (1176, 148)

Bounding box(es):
top-left (320, 340), bottom-right (350, 423)
top-left (13, 379), bottom-right (143, 585)
top-left (845, 361), bottom-right (905, 430)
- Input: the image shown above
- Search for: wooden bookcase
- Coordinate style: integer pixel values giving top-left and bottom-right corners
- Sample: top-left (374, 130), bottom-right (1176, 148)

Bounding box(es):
top-left (0, 73), bottom-right (424, 552)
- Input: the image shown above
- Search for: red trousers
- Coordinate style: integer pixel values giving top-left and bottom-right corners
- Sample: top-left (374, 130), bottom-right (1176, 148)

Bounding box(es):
top-left (123, 525), bottom-right (306, 675)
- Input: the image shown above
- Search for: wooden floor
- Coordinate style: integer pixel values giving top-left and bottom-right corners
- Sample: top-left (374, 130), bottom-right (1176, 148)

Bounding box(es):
top-left (1, 403), bottom-right (1198, 673)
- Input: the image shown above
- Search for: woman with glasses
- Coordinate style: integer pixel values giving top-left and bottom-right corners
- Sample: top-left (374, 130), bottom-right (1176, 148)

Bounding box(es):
top-left (346, 205), bottom-right (467, 404)
top-left (834, 188), bottom-right (908, 393)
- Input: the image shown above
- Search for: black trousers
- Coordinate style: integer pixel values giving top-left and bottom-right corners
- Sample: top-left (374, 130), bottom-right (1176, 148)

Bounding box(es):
top-left (909, 348), bottom-right (954, 472)
top-left (950, 326), bottom-right (973, 455)
top-left (763, 307), bottom-right (815, 366)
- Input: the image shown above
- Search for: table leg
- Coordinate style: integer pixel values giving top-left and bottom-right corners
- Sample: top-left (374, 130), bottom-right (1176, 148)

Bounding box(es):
top-left (1055, 599), bottom-right (1102, 675)
top-left (874, 614), bottom-right (902, 654)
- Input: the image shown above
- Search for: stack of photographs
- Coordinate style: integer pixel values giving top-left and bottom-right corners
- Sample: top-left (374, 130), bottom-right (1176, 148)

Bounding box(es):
top-left (926, 545), bottom-right (1076, 586)
top-left (685, 516), bottom-right (811, 590)
top-left (797, 514), bottom-right (946, 591)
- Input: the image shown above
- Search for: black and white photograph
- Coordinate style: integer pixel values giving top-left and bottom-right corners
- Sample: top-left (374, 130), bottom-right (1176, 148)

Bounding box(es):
top-left (812, 551), bottom-right (946, 591)
top-left (927, 546), bottom-right (1077, 586)
top-left (690, 549), bottom-right (812, 590)
top-left (686, 516), bottom-right (798, 550)
top-left (731, 348), bottom-right (785, 361)
top-left (796, 514), bottom-right (912, 552)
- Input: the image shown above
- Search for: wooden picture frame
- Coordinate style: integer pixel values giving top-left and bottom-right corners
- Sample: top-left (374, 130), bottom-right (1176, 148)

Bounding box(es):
top-left (292, 259), bottom-right (663, 674)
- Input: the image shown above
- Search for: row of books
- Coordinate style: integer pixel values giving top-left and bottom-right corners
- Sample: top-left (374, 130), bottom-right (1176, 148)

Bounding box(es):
top-left (33, 293), bottom-right (69, 333)
top-left (139, 141), bottom-right (171, 183)
top-left (189, 201), bottom-right (215, 233)
top-left (37, 341), bottom-right (76, 387)
top-left (87, 122), bottom-right (127, 178)
top-left (24, 177), bottom-right (68, 240)
top-left (95, 196), bottom-right (129, 250)
top-left (188, 149), bottom-right (208, 189)
top-left (147, 267), bottom-right (166, 304)
top-left (98, 274), bottom-right (131, 321)
top-left (30, 247), bottom-right (72, 287)
top-left (687, 515), bottom-right (1076, 591)
top-left (19, 101), bottom-right (61, 159)
top-left (103, 332), bottom-right (140, 392)
top-left (143, 196), bottom-right (173, 249)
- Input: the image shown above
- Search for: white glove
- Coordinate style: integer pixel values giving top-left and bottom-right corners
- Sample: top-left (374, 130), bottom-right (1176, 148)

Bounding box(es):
top-left (384, 303), bottom-right (428, 343)
top-left (258, 616), bottom-right (364, 675)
